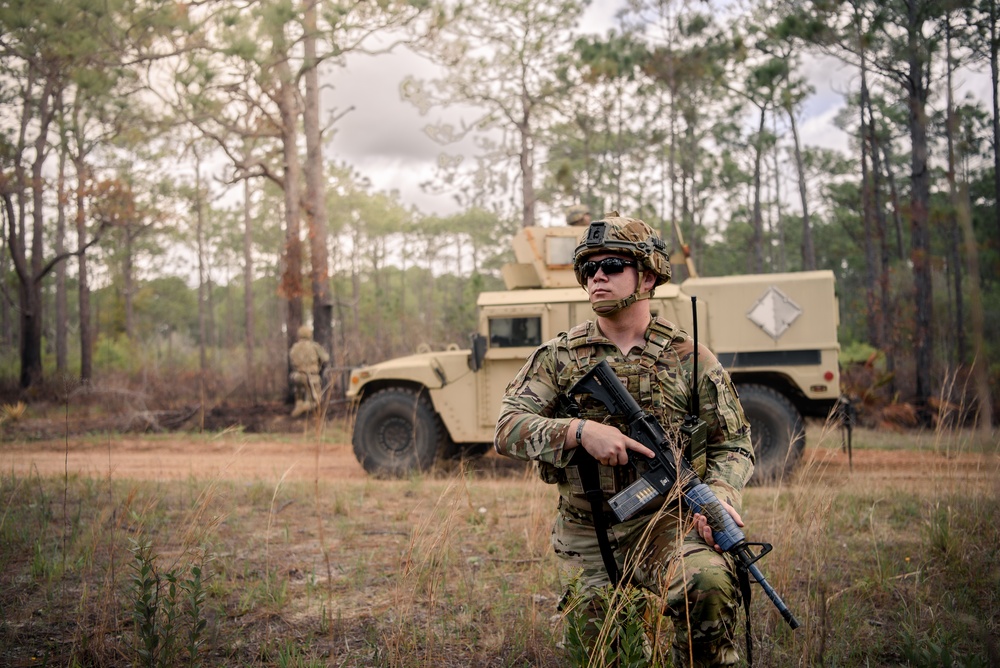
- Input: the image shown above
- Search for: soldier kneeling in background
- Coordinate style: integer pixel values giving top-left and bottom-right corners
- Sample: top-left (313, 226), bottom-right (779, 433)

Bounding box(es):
top-left (289, 325), bottom-right (329, 418)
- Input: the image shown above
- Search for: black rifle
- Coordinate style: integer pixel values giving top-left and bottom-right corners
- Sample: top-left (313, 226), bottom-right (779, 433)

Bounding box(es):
top-left (568, 358), bottom-right (800, 630)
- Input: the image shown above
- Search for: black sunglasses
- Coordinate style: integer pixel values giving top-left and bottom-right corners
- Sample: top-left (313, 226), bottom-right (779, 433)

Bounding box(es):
top-left (580, 257), bottom-right (637, 280)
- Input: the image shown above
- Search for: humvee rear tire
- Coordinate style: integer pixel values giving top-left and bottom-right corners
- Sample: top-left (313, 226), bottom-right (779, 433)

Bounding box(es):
top-left (352, 387), bottom-right (447, 477)
top-left (737, 384), bottom-right (805, 485)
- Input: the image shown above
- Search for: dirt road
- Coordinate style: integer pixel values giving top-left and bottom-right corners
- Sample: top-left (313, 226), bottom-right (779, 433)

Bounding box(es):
top-left (0, 433), bottom-right (371, 482)
top-left (2, 430), bottom-right (996, 487)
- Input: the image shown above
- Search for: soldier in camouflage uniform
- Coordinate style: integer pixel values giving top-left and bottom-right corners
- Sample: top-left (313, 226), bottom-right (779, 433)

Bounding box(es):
top-left (566, 204), bottom-right (592, 227)
top-left (494, 212), bottom-right (754, 667)
top-left (289, 325), bottom-right (330, 418)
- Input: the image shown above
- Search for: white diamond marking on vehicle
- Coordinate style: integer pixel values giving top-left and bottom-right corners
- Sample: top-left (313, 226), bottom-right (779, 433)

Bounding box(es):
top-left (747, 287), bottom-right (803, 339)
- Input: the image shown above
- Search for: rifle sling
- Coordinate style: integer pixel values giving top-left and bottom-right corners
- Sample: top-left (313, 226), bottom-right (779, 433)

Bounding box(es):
top-left (575, 452), bottom-right (620, 586)
top-left (737, 565), bottom-right (754, 667)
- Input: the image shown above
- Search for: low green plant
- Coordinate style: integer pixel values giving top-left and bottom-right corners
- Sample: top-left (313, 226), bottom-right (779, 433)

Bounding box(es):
top-left (839, 341), bottom-right (882, 366)
top-left (94, 335), bottom-right (139, 374)
top-left (562, 581), bottom-right (658, 668)
top-left (268, 638), bottom-right (326, 668)
top-left (900, 626), bottom-right (990, 668)
top-left (126, 537), bottom-right (209, 668)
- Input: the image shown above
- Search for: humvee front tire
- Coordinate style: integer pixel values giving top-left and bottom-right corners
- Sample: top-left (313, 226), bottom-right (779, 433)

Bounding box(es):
top-left (352, 387), bottom-right (448, 477)
top-left (738, 384), bottom-right (805, 485)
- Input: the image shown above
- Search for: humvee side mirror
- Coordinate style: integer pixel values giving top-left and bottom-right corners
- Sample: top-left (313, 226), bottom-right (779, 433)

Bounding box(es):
top-left (468, 333), bottom-right (488, 372)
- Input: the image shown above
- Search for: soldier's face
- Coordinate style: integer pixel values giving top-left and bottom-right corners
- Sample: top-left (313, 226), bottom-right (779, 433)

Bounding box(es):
top-left (584, 252), bottom-right (640, 301)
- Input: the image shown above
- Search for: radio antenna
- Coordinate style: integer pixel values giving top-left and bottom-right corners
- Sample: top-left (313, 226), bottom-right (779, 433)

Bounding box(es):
top-left (691, 296), bottom-right (699, 416)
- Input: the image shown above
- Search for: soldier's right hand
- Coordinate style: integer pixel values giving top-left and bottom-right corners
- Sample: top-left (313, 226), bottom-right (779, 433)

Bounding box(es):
top-left (572, 419), bottom-right (655, 467)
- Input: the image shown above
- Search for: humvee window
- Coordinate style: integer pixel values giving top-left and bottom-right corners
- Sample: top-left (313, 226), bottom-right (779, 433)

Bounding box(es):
top-left (547, 236), bottom-right (576, 266)
top-left (489, 317), bottom-right (541, 348)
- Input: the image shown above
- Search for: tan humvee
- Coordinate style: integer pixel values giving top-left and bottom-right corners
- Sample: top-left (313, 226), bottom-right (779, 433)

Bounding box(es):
top-left (346, 226), bottom-right (842, 483)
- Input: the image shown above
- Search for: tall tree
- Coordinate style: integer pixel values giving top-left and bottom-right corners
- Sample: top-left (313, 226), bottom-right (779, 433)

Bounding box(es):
top-left (639, 7), bottom-right (730, 259)
top-left (789, 0), bottom-right (945, 415)
top-left (302, 0), bottom-right (332, 361)
top-left (898, 0), bottom-right (940, 418)
top-left (403, 0), bottom-right (587, 227)
top-left (966, 0), bottom-right (1000, 242)
top-left (944, 7), bottom-right (993, 430)
top-left (550, 30), bottom-right (656, 216)
top-left (169, 0), bottom-right (434, 382)
top-left (0, 0), bottom-right (175, 387)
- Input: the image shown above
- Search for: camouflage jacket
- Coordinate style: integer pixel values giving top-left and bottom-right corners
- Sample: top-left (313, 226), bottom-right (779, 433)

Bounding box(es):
top-left (494, 317), bottom-right (753, 514)
top-left (289, 340), bottom-right (329, 375)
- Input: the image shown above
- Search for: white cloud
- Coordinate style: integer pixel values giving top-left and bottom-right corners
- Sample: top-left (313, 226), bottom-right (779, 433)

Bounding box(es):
top-left (323, 49), bottom-right (443, 214)
top-left (799, 104), bottom-right (850, 153)
top-left (320, 4), bottom-right (863, 217)
top-left (578, 0), bottom-right (623, 35)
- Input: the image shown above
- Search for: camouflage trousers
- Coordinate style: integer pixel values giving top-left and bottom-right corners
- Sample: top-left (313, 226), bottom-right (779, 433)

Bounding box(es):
top-left (553, 497), bottom-right (740, 667)
top-left (289, 371), bottom-right (322, 417)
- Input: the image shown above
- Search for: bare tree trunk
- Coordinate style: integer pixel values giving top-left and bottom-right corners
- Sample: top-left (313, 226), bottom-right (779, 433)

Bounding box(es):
top-left (989, 0), bottom-right (1000, 243)
top-left (351, 246), bottom-right (360, 352)
top-left (879, 138), bottom-right (906, 261)
top-left (771, 116), bottom-right (786, 272)
top-left (276, 63), bottom-right (304, 387)
top-left (519, 107), bottom-right (537, 227)
top-left (905, 0), bottom-right (934, 419)
top-left (858, 42), bottom-right (879, 350)
top-left (55, 140), bottom-right (68, 374)
top-left (243, 177), bottom-right (256, 403)
top-left (866, 93), bottom-right (889, 357)
top-left (21, 80), bottom-right (55, 388)
top-left (303, 0), bottom-right (333, 369)
top-left (189, 146), bottom-right (207, 428)
top-left (956, 184), bottom-right (993, 432)
top-left (123, 227), bottom-right (135, 339)
top-left (787, 107), bottom-right (815, 270)
top-left (945, 17), bottom-right (965, 366)
top-left (0, 199), bottom-right (10, 351)
top-left (73, 156), bottom-right (93, 382)
top-left (749, 104), bottom-right (766, 274)
top-left (195, 148), bottom-right (208, 382)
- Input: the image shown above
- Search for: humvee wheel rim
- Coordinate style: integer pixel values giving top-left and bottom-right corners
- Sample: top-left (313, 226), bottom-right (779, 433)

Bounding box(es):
top-left (378, 416), bottom-right (413, 454)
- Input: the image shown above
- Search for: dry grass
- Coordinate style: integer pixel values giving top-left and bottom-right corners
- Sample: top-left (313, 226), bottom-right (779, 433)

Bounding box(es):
top-left (0, 420), bottom-right (997, 666)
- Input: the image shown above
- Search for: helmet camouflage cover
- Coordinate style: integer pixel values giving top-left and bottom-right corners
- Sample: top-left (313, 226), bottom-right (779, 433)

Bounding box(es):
top-left (565, 204), bottom-right (591, 226)
top-left (573, 211), bottom-right (672, 287)
top-left (297, 325), bottom-right (313, 340)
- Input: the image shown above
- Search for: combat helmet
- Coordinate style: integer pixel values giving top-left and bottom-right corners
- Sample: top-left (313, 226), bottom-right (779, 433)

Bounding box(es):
top-left (565, 204), bottom-right (591, 226)
top-left (573, 211), bottom-right (671, 315)
top-left (297, 325), bottom-right (313, 340)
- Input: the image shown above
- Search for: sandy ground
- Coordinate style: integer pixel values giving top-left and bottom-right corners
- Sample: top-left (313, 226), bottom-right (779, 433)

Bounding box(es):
top-left (0, 432), bottom-right (370, 482)
top-left (1, 429), bottom-right (997, 487)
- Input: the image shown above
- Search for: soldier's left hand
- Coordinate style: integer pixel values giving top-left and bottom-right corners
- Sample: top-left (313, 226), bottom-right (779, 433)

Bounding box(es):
top-left (693, 500), bottom-right (743, 552)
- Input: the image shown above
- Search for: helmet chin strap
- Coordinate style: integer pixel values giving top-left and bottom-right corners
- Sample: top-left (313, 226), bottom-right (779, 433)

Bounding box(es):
top-left (590, 270), bottom-right (653, 316)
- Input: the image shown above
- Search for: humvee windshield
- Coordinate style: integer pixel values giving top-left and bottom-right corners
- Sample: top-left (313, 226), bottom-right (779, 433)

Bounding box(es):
top-left (489, 317), bottom-right (541, 348)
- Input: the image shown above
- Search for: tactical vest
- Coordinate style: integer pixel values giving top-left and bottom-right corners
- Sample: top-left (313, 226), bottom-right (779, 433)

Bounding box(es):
top-left (290, 341), bottom-right (323, 375)
top-left (544, 317), bottom-right (708, 513)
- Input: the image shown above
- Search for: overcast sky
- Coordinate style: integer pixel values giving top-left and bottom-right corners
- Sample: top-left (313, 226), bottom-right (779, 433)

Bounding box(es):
top-left (321, 0), bottom-right (984, 223)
